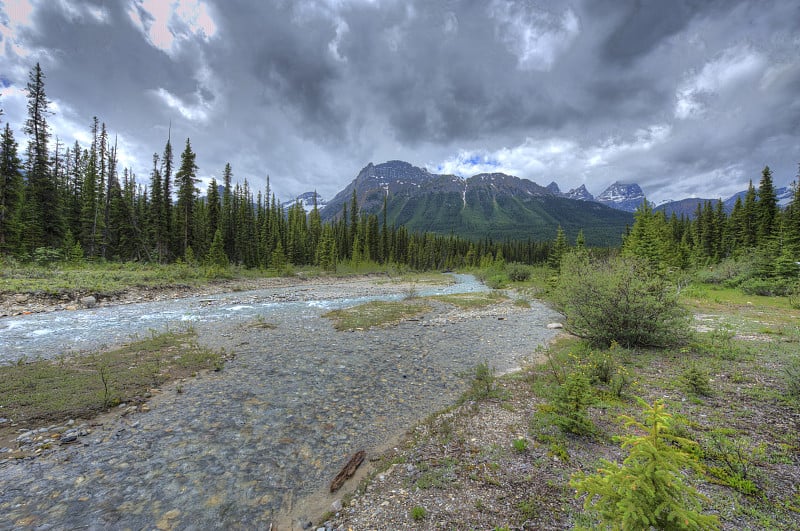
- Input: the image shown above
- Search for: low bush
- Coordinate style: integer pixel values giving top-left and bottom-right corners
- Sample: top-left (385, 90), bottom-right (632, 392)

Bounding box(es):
top-left (554, 253), bottom-right (692, 348)
top-left (739, 277), bottom-right (793, 297)
top-left (506, 263), bottom-right (532, 282)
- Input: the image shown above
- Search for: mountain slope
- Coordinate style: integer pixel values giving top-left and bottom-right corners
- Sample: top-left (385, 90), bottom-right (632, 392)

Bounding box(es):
top-left (320, 161), bottom-right (632, 246)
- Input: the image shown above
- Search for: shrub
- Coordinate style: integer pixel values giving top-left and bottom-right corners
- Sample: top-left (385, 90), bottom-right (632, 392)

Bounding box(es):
top-left (554, 253), bottom-right (692, 348)
top-left (681, 364), bottom-right (713, 397)
top-left (467, 361), bottom-right (504, 401)
top-left (506, 263), bottom-right (532, 282)
top-left (571, 399), bottom-right (719, 530)
top-left (739, 277), bottom-right (792, 296)
top-left (485, 274), bottom-right (508, 289)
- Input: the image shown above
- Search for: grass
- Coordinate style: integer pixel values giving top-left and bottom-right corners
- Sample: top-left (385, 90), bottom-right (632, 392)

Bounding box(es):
top-left (336, 275), bottom-right (800, 529)
top-left (430, 291), bottom-right (508, 309)
top-left (322, 300), bottom-right (432, 330)
top-left (0, 260), bottom-right (267, 297)
top-left (0, 329), bottom-right (225, 435)
top-left (322, 289), bottom-right (510, 332)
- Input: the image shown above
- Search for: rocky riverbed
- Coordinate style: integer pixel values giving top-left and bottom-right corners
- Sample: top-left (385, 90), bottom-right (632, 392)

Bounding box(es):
top-left (0, 275), bottom-right (563, 529)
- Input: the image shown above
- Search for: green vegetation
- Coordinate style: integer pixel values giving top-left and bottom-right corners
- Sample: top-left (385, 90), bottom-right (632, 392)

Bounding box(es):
top-left (410, 505), bottom-right (427, 521)
top-left (571, 399), bottom-right (720, 530)
top-left (430, 291), bottom-right (508, 309)
top-left (553, 253), bottom-right (692, 348)
top-left (0, 329), bottom-right (224, 429)
top-left (322, 300), bottom-right (431, 331)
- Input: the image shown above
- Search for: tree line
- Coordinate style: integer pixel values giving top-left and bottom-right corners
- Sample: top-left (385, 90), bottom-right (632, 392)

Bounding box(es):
top-left (0, 64), bottom-right (555, 270)
top-left (621, 165), bottom-right (800, 290)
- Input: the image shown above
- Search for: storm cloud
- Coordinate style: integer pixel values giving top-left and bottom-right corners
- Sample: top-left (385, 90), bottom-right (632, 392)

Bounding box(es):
top-left (1, 0), bottom-right (798, 203)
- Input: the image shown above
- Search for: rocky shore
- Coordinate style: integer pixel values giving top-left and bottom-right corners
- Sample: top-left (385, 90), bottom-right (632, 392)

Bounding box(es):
top-left (0, 275), bottom-right (563, 529)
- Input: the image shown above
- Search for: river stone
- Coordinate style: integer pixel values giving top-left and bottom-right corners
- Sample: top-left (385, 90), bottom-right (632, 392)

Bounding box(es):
top-left (80, 296), bottom-right (97, 308)
top-left (546, 322), bottom-right (563, 329)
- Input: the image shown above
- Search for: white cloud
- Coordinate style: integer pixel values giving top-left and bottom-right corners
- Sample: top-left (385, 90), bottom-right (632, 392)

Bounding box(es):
top-left (53, 0), bottom-right (109, 24)
top-left (675, 44), bottom-right (766, 119)
top-left (0, 0), bottom-right (34, 58)
top-left (328, 16), bottom-right (349, 62)
top-left (488, 1), bottom-right (580, 71)
top-left (153, 87), bottom-right (209, 122)
top-left (127, 0), bottom-right (217, 58)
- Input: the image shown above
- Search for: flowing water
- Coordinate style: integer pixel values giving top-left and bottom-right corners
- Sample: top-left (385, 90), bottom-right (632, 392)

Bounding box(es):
top-left (0, 274), bottom-right (488, 363)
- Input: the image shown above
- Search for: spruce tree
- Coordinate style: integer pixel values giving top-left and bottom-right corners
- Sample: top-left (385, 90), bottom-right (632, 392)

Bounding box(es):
top-left (160, 134), bottom-right (173, 260)
top-left (756, 165), bottom-right (778, 241)
top-left (207, 178), bottom-right (220, 239)
top-left (0, 123), bottom-right (23, 254)
top-left (741, 181), bottom-right (757, 248)
top-left (571, 399), bottom-right (719, 530)
top-left (549, 225), bottom-right (568, 269)
top-left (175, 138), bottom-right (198, 258)
top-left (22, 63), bottom-right (64, 250)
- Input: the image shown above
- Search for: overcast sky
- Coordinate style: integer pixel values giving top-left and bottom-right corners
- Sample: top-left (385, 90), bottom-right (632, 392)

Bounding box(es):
top-left (1, 0), bottom-right (799, 203)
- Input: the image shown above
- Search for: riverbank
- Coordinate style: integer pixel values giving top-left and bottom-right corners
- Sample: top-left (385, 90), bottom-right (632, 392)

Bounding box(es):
top-left (0, 276), bottom-right (564, 529)
top-left (0, 270), bottom-right (448, 317)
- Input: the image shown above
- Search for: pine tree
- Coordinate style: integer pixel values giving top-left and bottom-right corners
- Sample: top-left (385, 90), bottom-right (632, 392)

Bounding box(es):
top-left (0, 123), bottom-right (23, 254)
top-left (206, 227), bottom-right (228, 267)
top-left (221, 163), bottom-right (234, 260)
top-left (785, 168), bottom-right (800, 255)
top-left (207, 178), bottom-right (220, 239)
top-left (741, 181), bottom-right (758, 248)
top-left (22, 63), bottom-right (64, 250)
top-left (549, 225), bottom-right (568, 269)
top-left (756, 165), bottom-right (778, 241)
top-left (160, 134), bottom-right (173, 260)
top-left (175, 138), bottom-right (198, 258)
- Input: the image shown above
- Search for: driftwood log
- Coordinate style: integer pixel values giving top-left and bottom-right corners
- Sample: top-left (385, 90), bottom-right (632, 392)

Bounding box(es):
top-left (329, 450), bottom-right (366, 493)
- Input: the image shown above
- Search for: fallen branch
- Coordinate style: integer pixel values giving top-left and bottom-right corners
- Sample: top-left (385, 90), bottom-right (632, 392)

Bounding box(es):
top-left (329, 450), bottom-right (366, 492)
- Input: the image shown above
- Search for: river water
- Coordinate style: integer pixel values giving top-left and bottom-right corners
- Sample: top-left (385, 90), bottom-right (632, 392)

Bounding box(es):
top-left (0, 274), bottom-right (563, 529)
top-left (0, 274), bottom-right (488, 364)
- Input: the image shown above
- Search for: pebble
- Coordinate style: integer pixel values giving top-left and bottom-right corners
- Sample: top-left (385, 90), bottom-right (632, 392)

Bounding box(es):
top-left (0, 279), bottom-right (562, 529)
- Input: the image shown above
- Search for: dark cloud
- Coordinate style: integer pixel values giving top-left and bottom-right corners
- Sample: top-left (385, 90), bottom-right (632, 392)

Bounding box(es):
top-left (0, 0), bottom-right (798, 203)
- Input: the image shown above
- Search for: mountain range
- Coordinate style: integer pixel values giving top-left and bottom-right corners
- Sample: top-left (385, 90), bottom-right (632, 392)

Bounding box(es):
top-left (315, 161), bottom-right (632, 247)
top-left (278, 160), bottom-right (795, 246)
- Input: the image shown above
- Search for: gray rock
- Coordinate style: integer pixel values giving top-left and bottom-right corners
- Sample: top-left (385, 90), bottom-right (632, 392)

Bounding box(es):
top-left (546, 322), bottom-right (563, 329)
top-left (330, 499), bottom-right (343, 512)
top-left (80, 295), bottom-right (97, 308)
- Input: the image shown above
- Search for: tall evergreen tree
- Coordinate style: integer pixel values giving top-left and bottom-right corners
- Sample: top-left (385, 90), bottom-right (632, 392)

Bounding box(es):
top-left (741, 181), bottom-right (758, 248)
top-left (175, 138), bottom-right (198, 258)
top-left (221, 163), bottom-right (234, 260)
top-left (207, 177), bottom-right (220, 239)
top-left (22, 63), bottom-right (63, 250)
top-left (756, 165), bottom-right (778, 241)
top-left (0, 123), bottom-right (23, 253)
top-left (160, 134), bottom-right (173, 259)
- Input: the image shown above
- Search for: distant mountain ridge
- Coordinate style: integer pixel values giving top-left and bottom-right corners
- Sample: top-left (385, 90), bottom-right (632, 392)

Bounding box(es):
top-left (288, 162), bottom-right (795, 240)
top-left (655, 185), bottom-right (794, 218)
top-left (318, 161), bottom-right (632, 246)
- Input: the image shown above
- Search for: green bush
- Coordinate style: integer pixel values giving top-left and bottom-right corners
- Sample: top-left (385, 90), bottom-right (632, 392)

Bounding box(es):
top-left (739, 277), bottom-right (792, 296)
top-left (506, 263), bottom-right (532, 282)
top-left (681, 364), bottom-right (713, 397)
top-left (554, 253), bottom-right (692, 348)
top-left (485, 274), bottom-right (508, 289)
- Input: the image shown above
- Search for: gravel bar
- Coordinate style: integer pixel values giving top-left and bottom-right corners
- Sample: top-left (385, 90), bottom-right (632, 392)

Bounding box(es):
top-left (0, 275), bottom-right (562, 529)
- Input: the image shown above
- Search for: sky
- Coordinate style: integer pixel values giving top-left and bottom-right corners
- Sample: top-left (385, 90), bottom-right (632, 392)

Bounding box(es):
top-left (1, 0), bottom-right (799, 204)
